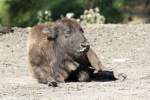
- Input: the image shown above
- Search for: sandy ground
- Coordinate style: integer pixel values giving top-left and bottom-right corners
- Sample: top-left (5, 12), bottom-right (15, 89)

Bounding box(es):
top-left (0, 24), bottom-right (150, 100)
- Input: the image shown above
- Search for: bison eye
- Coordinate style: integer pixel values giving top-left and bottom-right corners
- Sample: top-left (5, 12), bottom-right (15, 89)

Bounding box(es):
top-left (64, 28), bottom-right (71, 37)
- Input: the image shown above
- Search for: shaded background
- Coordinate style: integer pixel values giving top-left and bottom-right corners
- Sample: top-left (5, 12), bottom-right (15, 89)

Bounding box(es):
top-left (0, 0), bottom-right (150, 27)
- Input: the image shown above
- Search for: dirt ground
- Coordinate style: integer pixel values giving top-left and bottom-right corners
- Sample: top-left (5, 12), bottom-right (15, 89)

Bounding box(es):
top-left (0, 24), bottom-right (150, 100)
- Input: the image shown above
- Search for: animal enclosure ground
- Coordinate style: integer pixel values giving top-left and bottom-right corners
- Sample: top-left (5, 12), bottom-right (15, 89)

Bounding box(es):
top-left (0, 24), bottom-right (150, 100)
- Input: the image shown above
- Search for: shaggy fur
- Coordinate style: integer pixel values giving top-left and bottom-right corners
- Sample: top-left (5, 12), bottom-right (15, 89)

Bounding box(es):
top-left (27, 18), bottom-right (103, 86)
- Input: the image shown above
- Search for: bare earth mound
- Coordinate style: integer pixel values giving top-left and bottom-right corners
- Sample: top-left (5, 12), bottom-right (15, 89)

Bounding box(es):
top-left (0, 24), bottom-right (150, 100)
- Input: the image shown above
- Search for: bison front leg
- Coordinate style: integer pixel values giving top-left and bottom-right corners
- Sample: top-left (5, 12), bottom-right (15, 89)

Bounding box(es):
top-left (78, 70), bottom-right (90, 82)
top-left (30, 66), bottom-right (58, 87)
top-left (48, 68), bottom-right (68, 87)
top-left (48, 62), bottom-right (69, 87)
top-left (65, 61), bottom-right (79, 72)
top-left (86, 48), bottom-right (127, 80)
top-left (47, 77), bottom-right (58, 87)
top-left (65, 61), bottom-right (90, 82)
top-left (86, 48), bottom-right (104, 72)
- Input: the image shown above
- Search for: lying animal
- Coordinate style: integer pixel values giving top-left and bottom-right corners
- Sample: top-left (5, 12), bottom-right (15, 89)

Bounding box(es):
top-left (27, 18), bottom-right (126, 87)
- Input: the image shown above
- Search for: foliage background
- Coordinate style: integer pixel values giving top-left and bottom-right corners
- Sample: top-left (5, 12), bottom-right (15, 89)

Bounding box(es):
top-left (0, 0), bottom-right (149, 27)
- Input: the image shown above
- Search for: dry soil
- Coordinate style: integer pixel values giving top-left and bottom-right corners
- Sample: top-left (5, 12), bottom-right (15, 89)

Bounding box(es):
top-left (0, 24), bottom-right (150, 100)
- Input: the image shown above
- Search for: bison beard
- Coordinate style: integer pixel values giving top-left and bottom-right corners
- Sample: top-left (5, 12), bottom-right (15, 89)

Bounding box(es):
top-left (27, 18), bottom-right (126, 87)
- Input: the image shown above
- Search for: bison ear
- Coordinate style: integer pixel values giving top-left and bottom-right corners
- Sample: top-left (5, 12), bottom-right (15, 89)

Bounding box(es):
top-left (42, 28), bottom-right (57, 40)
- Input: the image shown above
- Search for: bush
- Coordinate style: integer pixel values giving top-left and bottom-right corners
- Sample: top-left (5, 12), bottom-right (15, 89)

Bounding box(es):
top-left (79, 7), bottom-right (105, 25)
top-left (37, 10), bottom-right (52, 23)
top-left (0, 0), bottom-right (126, 26)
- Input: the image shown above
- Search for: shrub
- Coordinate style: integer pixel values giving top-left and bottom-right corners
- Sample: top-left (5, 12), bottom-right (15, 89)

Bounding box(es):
top-left (37, 10), bottom-right (52, 23)
top-left (79, 7), bottom-right (105, 25)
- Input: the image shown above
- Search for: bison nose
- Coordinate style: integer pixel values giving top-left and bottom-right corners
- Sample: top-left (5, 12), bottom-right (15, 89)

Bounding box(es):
top-left (81, 42), bottom-right (90, 48)
top-left (78, 42), bottom-right (90, 53)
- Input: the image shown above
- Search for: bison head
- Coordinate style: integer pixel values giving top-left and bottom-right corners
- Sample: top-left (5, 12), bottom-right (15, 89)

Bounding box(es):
top-left (42, 18), bottom-right (90, 58)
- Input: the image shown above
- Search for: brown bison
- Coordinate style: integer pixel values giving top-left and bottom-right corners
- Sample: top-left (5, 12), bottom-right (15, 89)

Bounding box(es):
top-left (27, 18), bottom-right (126, 87)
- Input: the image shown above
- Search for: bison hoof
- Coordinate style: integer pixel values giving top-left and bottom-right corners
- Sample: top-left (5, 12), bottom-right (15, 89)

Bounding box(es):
top-left (116, 73), bottom-right (127, 81)
top-left (48, 81), bottom-right (58, 87)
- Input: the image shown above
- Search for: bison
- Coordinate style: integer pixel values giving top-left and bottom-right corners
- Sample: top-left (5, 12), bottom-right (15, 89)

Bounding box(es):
top-left (27, 18), bottom-right (126, 87)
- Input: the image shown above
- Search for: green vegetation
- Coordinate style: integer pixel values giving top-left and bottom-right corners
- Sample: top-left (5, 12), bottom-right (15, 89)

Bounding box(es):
top-left (0, 0), bottom-right (149, 27)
